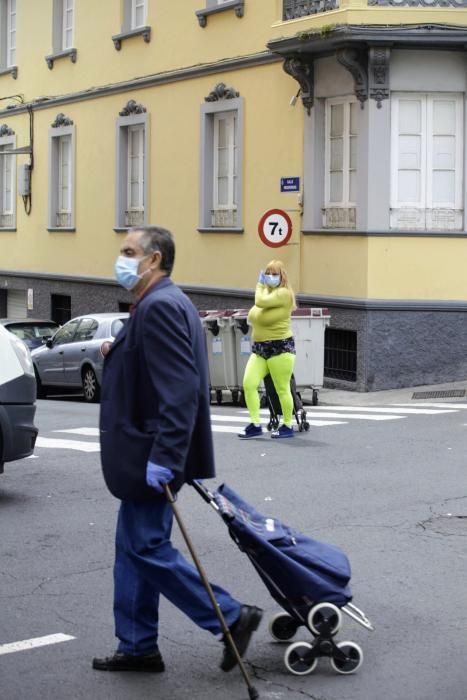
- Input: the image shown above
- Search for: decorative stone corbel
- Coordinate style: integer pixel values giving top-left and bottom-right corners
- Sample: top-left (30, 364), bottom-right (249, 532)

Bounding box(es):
top-left (119, 99), bottom-right (147, 116)
top-left (336, 48), bottom-right (368, 106)
top-left (283, 57), bottom-right (314, 115)
top-left (51, 113), bottom-right (74, 128)
top-left (204, 83), bottom-right (240, 102)
top-left (0, 124), bottom-right (15, 136)
top-left (368, 47), bottom-right (391, 108)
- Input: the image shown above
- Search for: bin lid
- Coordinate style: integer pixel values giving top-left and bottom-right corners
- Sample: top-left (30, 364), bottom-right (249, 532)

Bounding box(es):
top-left (292, 307), bottom-right (330, 318)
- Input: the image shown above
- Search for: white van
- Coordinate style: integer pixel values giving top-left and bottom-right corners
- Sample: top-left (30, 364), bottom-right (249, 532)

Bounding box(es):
top-left (0, 324), bottom-right (38, 473)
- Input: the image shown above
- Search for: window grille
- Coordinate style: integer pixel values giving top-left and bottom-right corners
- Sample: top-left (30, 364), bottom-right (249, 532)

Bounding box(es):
top-left (324, 328), bottom-right (357, 382)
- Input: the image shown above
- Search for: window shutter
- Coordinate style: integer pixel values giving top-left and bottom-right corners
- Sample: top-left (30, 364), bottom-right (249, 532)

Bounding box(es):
top-left (63, 0), bottom-right (74, 50)
top-left (426, 96), bottom-right (463, 230)
top-left (391, 93), bottom-right (463, 231)
top-left (212, 111), bottom-right (237, 227)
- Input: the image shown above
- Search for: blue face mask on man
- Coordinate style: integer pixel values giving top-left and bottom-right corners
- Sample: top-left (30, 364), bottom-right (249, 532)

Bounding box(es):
top-left (264, 274), bottom-right (281, 288)
top-left (115, 255), bottom-right (149, 291)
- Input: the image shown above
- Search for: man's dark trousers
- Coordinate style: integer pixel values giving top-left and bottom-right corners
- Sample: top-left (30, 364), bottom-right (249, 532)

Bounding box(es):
top-left (114, 498), bottom-right (241, 655)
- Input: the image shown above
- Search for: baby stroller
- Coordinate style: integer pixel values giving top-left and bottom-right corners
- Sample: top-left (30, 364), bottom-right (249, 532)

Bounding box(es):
top-left (263, 373), bottom-right (310, 433)
top-left (193, 481), bottom-right (373, 677)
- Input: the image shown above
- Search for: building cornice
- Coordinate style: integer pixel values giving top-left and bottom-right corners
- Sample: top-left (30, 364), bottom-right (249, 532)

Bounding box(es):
top-left (0, 51), bottom-right (280, 117)
top-left (268, 23), bottom-right (467, 57)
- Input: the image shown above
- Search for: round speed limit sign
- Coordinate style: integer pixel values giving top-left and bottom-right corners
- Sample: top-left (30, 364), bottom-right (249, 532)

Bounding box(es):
top-left (258, 209), bottom-right (292, 248)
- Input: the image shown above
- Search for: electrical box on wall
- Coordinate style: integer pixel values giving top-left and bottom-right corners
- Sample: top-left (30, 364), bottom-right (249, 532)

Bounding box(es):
top-left (18, 164), bottom-right (31, 196)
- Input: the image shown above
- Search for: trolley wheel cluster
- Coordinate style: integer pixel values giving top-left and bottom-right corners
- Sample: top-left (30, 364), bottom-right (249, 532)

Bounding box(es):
top-left (269, 602), bottom-right (364, 676)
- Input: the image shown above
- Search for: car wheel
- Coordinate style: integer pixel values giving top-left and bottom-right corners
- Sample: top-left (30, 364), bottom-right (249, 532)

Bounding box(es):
top-left (34, 367), bottom-right (46, 399)
top-left (82, 366), bottom-right (100, 403)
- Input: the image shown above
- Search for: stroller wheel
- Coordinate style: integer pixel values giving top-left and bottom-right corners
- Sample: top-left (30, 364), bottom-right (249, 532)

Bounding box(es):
top-left (308, 603), bottom-right (342, 637)
top-left (304, 422), bottom-right (310, 432)
top-left (284, 642), bottom-right (318, 675)
top-left (266, 421), bottom-right (272, 432)
top-left (330, 641), bottom-right (363, 675)
top-left (269, 612), bottom-right (299, 642)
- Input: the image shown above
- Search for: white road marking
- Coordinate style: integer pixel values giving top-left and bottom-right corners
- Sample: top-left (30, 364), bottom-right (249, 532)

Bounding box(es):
top-left (37, 400), bottom-right (461, 450)
top-left (242, 406), bottom-right (457, 415)
top-left (392, 402), bottom-right (467, 409)
top-left (27, 455), bottom-right (38, 459)
top-left (35, 436), bottom-right (100, 452)
top-left (212, 421), bottom-right (346, 433)
top-left (0, 633), bottom-right (75, 656)
top-left (53, 427), bottom-right (99, 436)
top-left (211, 411), bottom-right (399, 422)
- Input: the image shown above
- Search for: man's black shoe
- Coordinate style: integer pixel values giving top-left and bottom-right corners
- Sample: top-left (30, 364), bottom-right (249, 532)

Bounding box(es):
top-left (92, 650), bottom-right (165, 672)
top-left (221, 605), bottom-right (263, 672)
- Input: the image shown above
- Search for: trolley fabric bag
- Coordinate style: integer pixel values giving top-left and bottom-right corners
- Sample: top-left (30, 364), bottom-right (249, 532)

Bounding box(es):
top-left (214, 483), bottom-right (352, 607)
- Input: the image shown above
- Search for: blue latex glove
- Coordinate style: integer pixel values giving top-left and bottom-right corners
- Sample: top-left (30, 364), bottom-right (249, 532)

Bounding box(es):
top-left (146, 461), bottom-right (174, 493)
top-left (258, 270), bottom-right (265, 284)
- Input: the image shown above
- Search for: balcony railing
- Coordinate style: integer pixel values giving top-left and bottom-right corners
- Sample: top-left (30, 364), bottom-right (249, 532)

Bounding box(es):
top-left (283, 0), bottom-right (339, 20)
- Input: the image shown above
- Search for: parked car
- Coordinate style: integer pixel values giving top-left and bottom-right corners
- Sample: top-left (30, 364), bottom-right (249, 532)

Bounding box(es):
top-left (0, 324), bottom-right (38, 474)
top-left (0, 318), bottom-right (60, 350)
top-left (31, 313), bottom-right (129, 402)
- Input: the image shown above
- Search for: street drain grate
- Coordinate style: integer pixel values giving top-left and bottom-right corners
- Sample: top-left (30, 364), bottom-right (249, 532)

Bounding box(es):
top-left (412, 389), bottom-right (466, 399)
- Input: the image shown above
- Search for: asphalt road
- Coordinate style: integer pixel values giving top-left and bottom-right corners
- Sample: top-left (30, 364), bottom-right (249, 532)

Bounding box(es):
top-left (1, 396), bottom-right (467, 700)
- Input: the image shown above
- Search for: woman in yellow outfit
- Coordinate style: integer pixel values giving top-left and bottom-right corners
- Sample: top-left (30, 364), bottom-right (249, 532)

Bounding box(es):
top-left (238, 260), bottom-right (296, 439)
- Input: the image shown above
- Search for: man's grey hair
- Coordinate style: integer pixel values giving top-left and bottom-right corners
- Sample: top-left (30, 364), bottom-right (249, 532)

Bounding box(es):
top-left (131, 226), bottom-right (175, 275)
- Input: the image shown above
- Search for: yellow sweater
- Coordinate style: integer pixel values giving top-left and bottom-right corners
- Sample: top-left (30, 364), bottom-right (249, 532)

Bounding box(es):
top-left (247, 284), bottom-right (293, 342)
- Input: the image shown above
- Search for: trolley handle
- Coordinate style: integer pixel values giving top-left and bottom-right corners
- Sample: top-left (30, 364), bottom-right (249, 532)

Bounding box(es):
top-left (190, 479), bottom-right (217, 505)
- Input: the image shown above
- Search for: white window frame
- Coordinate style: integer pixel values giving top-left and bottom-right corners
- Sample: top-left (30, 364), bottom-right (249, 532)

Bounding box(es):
top-left (0, 133), bottom-right (16, 229)
top-left (391, 92), bottom-right (463, 231)
top-left (115, 112), bottom-right (149, 230)
top-left (212, 111), bottom-right (237, 227)
top-left (48, 124), bottom-right (75, 230)
top-left (324, 95), bottom-right (358, 229)
top-left (6, 0), bottom-right (16, 68)
top-left (131, 0), bottom-right (147, 29)
top-left (199, 97), bottom-right (244, 231)
top-left (62, 0), bottom-right (74, 51)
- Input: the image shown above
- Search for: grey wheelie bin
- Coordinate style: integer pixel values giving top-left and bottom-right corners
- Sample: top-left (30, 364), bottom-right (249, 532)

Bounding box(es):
top-left (231, 309), bottom-right (252, 406)
top-left (291, 308), bottom-right (330, 405)
top-left (201, 310), bottom-right (239, 405)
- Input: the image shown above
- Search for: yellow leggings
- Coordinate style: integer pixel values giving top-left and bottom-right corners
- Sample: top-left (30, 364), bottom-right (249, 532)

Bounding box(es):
top-left (243, 352), bottom-right (295, 426)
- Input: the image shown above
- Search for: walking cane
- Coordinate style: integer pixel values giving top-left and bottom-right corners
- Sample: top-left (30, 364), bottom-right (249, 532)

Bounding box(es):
top-left (164, 483), bottom-right (260, 700)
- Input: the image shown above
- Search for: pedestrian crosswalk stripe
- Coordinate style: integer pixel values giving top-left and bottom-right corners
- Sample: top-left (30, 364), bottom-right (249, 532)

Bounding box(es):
top-left (211, 411), bottom-right (400, 422)
top-left (0, 634), bottom-right (75, 656)
top-left (212, 421), bottom-right (347, 433)
top-left (392, 402), bottom-right (467, 409)
top-left (32, 401), bottom-right (464, 452)
top-left (242, 406), bottom-right (457, 416)
top-left (54, 427), bottom-right (99, 436)
top-left (35, 436), bottom-right (100, 452)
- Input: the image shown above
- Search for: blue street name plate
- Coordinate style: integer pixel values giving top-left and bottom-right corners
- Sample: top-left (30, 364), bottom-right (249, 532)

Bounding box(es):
top-left (280, 177), bottom-right (300, 192)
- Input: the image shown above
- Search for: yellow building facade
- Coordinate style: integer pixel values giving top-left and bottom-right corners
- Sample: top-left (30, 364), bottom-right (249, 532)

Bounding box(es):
top-left (1, 0), bottom-right (467, 390)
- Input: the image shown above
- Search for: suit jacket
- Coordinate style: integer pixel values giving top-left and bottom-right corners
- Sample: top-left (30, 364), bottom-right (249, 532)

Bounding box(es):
top-left (99, 277), bottom-right (215, 501)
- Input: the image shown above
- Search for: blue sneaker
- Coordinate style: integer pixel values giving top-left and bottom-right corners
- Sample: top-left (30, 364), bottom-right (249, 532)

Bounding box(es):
top-left (238, 423), bottom-right (263, 439)
top-left (271, 425), bottom-right (294, 439)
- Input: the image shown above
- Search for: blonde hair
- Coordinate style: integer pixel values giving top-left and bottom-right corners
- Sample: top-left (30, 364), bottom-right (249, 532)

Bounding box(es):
top-left (265, 260), bottom-right (296, 309)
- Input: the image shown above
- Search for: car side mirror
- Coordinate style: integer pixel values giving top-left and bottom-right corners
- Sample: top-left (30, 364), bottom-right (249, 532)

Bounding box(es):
top-left (45, 338), bottom-right (54, 348)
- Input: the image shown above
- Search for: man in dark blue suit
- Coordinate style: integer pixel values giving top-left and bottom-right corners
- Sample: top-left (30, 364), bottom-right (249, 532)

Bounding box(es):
top-left (92, 226), bottom-right (262, 674)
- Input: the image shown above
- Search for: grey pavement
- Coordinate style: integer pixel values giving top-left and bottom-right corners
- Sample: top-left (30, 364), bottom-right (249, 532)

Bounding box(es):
top-left (311, 377), bottom-right (467, 407)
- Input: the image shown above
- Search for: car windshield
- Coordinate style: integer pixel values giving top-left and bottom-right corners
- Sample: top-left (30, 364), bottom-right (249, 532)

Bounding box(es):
top-left (111, 318), bottom-right (127, 338)
top-left (8, 323), bottom-right (58, 340)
